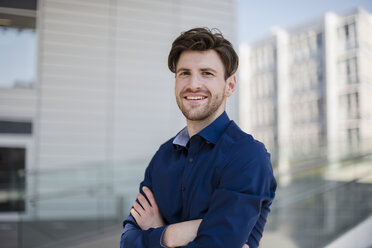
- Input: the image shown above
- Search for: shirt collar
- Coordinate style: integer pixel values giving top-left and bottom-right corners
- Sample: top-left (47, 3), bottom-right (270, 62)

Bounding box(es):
top-left (198, 111), bottom-right (230, 144)
top-left (173, 127), bottom-right (189, 147)
top-left (173, 112), bottom-right (230, 148)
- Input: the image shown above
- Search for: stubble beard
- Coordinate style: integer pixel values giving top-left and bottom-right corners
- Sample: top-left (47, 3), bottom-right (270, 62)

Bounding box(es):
top-left (176, 91), bottom-right (225, 122)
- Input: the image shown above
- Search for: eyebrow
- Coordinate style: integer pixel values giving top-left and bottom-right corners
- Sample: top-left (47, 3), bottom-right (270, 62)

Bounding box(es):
top-left (176, 67), bottom-right (218, 73)
top-left (200, 68), bottom-right (217, 74)
top-left (176, 68), bottom-right (190, 73)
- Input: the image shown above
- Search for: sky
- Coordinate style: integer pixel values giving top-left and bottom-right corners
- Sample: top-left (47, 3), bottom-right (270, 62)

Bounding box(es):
top-left (237, 0), bottom-right (372, 44)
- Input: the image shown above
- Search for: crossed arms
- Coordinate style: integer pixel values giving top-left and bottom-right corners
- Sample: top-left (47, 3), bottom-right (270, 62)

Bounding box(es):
top-left (132, 186), bottom-right (248, 248)
top-left (120, 143), bottom-right (276, 248)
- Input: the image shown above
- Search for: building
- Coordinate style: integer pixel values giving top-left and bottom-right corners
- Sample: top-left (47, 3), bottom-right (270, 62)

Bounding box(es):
top-left (240, 8), bottom-right (372, 174)
top-left (0, 0), bottom-right (237, 246)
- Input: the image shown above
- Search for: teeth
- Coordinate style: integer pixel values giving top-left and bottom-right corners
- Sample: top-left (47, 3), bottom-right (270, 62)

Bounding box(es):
top-left (186, 96), bottom-right (206, 100)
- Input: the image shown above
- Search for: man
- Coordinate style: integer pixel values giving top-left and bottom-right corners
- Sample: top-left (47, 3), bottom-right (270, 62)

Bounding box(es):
top-left (120, 27), bottom-right (276, 248)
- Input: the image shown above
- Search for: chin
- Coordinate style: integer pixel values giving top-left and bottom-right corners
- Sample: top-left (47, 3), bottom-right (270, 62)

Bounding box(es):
top-left (183, 111), bottom-right (212, 121)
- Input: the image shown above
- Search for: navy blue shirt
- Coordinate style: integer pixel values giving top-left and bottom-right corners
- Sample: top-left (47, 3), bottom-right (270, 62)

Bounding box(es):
top-left (121, 112), bottom-right (277, 248)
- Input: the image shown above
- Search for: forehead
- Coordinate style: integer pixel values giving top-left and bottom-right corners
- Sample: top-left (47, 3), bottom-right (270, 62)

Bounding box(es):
top-left (176, 50), bottom-right (224, 71)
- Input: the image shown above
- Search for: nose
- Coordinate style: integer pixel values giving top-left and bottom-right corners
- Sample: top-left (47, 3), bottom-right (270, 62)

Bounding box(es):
top-left (188, 74), bottom-right (202, 91)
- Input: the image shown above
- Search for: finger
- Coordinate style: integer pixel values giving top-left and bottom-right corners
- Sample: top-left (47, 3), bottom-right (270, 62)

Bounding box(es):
top-left (130, 208), bottom-right (141, 221)
top-left (133, 201), bottom-right (144, 216)
top-left (137, 192), bottom-right (151, 210)
top-left (142, 186), bottom-right (157, 208)
top-left (242, 244), bottom-right (249, 248)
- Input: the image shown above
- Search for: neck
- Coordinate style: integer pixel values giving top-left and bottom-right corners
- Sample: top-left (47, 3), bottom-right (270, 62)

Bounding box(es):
top-left (186, 109), bottom-right (224, 137)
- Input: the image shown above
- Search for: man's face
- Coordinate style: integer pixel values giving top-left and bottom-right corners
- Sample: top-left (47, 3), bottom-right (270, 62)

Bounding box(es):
top-left (175, 50), bottom-right (235, 122)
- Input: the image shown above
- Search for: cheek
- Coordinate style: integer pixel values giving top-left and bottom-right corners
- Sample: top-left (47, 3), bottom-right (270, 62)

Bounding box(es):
top-left (175, 84), bottom-right (180, 96)
top-left (175, 80), bottom-right (185, 95)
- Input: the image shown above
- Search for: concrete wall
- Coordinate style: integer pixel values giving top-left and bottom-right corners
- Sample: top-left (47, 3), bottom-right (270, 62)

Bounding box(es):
top-left (0, 0), bottom-right (237, 219)
top-left (0, 0), bottom-right (237, 170)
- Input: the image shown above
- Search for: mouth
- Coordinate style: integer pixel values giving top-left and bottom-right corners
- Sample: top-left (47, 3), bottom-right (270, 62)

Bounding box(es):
top-left (183, 94), bottom-right (208, 104)
top-left (184, 95), bottom-right (207, 101)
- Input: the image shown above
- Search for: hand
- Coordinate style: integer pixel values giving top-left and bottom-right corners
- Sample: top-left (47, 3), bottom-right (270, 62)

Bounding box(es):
top-left (131, 186), bottom-right (165, 230)
top-left (242, 244), bottom-right (249, 248)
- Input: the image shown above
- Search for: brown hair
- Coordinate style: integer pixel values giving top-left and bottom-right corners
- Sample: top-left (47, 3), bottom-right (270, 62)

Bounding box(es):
top-left (168, 27), bottom-right (239, 80)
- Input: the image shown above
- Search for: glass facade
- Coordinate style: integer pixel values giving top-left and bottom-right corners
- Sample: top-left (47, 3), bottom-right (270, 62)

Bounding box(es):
top-left (0, 5), bottom-right (37, 88)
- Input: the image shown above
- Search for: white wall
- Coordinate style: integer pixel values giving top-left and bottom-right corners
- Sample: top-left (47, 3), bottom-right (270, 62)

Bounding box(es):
top-left (33, 0), bottom-right (237, 170)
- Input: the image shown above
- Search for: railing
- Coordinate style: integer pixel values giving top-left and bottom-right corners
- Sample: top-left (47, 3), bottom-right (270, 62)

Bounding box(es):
top-left (0, 160), bottom-right (148, 248)
top-left (261, 154), bottom-right (372, 248)
top-left (1, 146), bottom-right (372, 248)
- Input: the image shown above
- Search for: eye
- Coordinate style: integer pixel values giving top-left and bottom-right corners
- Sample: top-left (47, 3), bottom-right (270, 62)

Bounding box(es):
top-left (202, 71), bottom-right (214, 76)
top-left (178, 71), bottom-right (190, 77)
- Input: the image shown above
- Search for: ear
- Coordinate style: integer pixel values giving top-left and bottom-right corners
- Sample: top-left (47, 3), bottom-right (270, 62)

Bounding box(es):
top-left (224, 74), bottom-right (236, 98)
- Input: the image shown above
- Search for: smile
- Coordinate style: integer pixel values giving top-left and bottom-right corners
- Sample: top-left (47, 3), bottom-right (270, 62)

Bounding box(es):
top-left (185, 96), bottom-right (207, 100)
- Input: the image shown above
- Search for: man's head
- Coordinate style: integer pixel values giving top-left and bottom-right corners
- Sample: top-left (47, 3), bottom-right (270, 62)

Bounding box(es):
top-left (168, 28), bottom-right (239, 123)
top-left (168, 27), bottom-right (239, 80)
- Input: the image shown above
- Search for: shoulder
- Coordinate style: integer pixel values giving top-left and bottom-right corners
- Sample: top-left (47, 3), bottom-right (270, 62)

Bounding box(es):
top-left (223, 121), bottom-right (269, 159)
top-left (149, 135), bottom-right (177, 164)
top-left (217, 122), bottom-right (276, 193)
top-left (157, 136), bottom-right (176, 152)
top-left (217, 121), bottom-right (273, 176)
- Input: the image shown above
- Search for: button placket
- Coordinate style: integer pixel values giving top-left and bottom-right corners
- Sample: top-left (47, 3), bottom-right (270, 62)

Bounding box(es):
top-left (180, 149), bottom-right (189, 222)
top-left (181, 137), bottom-right (201, 221)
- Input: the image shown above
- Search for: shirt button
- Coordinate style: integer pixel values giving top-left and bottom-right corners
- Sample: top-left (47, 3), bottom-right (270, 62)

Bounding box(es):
top-left (206, 141), bottom-right (210, 144)
top-left (181, 186), bottom-right (185, 191)
top-left (189, 158), bottom-right (193, 162)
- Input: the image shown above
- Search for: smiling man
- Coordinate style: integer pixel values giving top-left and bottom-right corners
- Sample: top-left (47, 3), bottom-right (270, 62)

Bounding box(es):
top-left (120, 28), bottom-right (277, 248)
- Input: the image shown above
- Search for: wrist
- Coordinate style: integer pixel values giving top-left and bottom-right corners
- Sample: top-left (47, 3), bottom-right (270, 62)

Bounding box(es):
top-left (161, 219), bottom-right (202, 247)
top-left (162, 224), bottom-right (175, 247)
top-left (160, 225), bottom-right (171, 248)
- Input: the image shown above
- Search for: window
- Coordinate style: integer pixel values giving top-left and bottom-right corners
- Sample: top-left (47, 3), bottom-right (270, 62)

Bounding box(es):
top-left (0, 1), bottom-right (37, 88)
top-left (347, 128), bottom-right (360, 148)
top-left (317, 98), bottom-right (323, 120)
top-left (346, 57), bottom-right (358, 84)
top-left (0, 147), bottom-right (25, 212)
top-left (342, 22), bottom-right (357, 49)
top-left (346, 92), bottom-right (359, 118)
top-left (317, 65), bottom-right (323, 83)
top-left (344, 24), bottom-right (349, 39)
top-left (316, 33), bottom-right (322, 51)
top-left (0, 120), bottom-right (32, 134)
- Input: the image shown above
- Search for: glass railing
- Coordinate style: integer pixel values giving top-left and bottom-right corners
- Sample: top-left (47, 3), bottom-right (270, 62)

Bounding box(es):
top-left (1, 160), bottom-right (148, 248)
top-left (261, 154), bottom-right (372, 248)
top-left (1, 146), bottom-right (371, 248)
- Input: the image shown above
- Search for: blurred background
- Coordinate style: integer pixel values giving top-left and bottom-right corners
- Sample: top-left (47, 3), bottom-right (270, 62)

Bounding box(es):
top-left (0, 0), bottom-right (371, 247)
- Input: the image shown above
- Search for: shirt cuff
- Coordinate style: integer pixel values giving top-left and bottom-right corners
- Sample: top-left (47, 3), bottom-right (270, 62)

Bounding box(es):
top-left (159, 225), bottom-right (170, 248)
top-left (148, 225), bottom-right (169, 248)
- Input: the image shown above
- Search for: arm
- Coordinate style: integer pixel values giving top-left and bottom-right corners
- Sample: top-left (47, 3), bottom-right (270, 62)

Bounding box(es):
top-left (132, 186), bottom-right (202, 247)
top-left (161, 219), bottom-right (202, 247)
top-left (120, 157), bottom-right (168, 248)
top-left (120, 215), bottom-right (168, 248)
top-left (134, 187), bottom-right (249, 248)
top-left (162, 220), bottom-right (249, 248)
top-left (131, 186), bottom-right (165, 230)
top-left (127, 184), bottom-right (202, 247)
top-left (179, 144), bottom-right (276, 248)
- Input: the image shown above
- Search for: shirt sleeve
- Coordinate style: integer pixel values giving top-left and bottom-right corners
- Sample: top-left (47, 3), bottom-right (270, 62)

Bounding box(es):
top-left (120, 215), bottom-right (168, 248)
top-left (182, 141), bottom-right (277, 248)
top-left (120, 152), bottom-right (168, 248)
